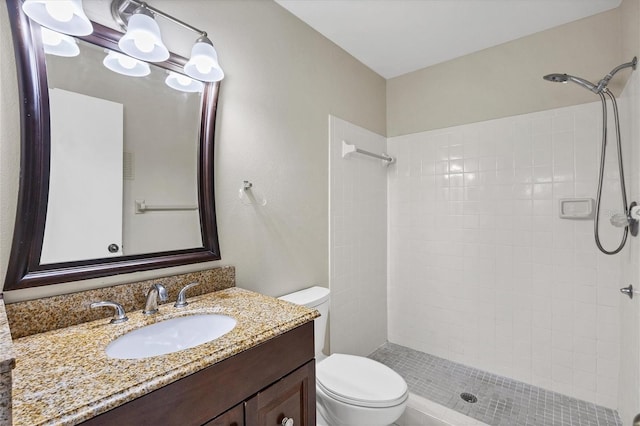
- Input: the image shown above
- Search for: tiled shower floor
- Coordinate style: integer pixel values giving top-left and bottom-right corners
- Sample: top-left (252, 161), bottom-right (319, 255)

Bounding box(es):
top-left (369, 343), bottom-right (622, 426)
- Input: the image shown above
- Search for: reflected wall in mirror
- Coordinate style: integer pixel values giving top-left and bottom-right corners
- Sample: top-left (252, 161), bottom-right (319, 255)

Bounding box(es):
top-left (4, 0), bottom-right (221, 290)
top-left (43, 38), bottom-right (203, 264)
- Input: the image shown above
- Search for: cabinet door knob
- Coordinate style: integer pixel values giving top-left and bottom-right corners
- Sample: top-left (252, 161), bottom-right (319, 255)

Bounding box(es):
top-left (282, 417), bottom-right (294, 426)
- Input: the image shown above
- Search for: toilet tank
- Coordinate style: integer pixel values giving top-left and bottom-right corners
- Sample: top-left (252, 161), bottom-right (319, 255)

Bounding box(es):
top-left (278, 286), bottom-right (330, 359)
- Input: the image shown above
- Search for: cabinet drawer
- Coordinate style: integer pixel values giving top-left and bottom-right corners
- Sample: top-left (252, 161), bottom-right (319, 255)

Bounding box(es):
top-left (246, 361), bottom-right (316, 426)
top-left (203, 403), bottom-right (244, 426)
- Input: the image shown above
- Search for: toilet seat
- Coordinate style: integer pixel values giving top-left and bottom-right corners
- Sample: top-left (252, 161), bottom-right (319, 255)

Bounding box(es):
top-left (316, 354), bottom-right (408, 408)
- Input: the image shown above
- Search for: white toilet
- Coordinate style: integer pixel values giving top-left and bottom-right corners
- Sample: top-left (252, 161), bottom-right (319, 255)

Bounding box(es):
top-left (279, 286), bottom-right (408, 426)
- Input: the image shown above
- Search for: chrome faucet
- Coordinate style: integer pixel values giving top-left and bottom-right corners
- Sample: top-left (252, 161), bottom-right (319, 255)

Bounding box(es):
top-left (90, 301), bottom-right (128, 324)
top-left (174, 282), bottom-right (199, 308)
top-left (143, 283), bottom-right (168, 315)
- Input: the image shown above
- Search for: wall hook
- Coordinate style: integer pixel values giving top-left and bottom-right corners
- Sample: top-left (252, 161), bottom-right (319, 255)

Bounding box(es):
top-left (239, 180), bottom-right (266, 206)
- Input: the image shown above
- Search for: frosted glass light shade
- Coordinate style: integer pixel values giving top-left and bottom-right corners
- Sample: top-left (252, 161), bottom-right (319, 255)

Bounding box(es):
top-left (165, 72), bottom-right (204, 93)
top-left (41, 28), bottom-right (79, 57)
top-left (22, 0), bottom-right (92, 36)
top-left (118, 11), bottom-right (169, 62)
top-left (103, 51), bottom-right (150, 77)
top-left (184, 37), bottom-right (224, 82)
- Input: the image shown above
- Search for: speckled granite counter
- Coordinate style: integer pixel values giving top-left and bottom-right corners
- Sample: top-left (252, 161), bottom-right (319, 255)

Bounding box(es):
top-left (0, 299), bottom-right (16, 425)
top-left (11, 288), bottom-right (318, 426)
top-left (6, 266), bottom-right (236, 339)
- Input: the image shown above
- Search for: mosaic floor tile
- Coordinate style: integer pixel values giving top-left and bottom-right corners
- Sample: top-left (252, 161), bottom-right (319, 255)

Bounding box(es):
top-left (369, 343), bottom-right (622, 426)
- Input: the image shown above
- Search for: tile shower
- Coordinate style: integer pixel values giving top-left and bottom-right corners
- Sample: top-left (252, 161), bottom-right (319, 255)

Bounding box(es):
top-left (330, 72), bottom-right (640, 424)
top-left (387, 100), bottom-right (623, 408)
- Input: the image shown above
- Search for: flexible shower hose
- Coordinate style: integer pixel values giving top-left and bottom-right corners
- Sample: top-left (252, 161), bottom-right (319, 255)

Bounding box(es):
top-left (593, 88), bottom-right (628, 255)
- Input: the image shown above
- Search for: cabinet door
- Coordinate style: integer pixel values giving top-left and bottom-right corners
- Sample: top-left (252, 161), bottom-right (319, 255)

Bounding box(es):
top-left (203, 403), bottom-right (244, 426)
top-left (245, 361), bottom-right (315, 426)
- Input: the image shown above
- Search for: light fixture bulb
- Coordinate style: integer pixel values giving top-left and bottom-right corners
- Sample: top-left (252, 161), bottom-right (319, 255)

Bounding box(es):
top-left (118, 8), bottom-right (169, 62)
top-left (195, 57), bottom-right (214, 74)
top-left (41, 27), bottom-right (79, 57)
top-left (133, 33), bottom-right (155, 53)
top-left (176, 75), bottom-right (192, 86)
top-left (165, 71), bottom-right (204, 93)
top-left (117, 55), bottom-right (138, 70)
top-left (22, 0), bottom-right (93, 36)
top-left (45, 2), bottom-right (74, 22)
top-left (41, 27), bottom-right (63, 46)
top-left (184, 36), bottom-right (224, 82)
top-left (103, 50), bottom-right (150, 77)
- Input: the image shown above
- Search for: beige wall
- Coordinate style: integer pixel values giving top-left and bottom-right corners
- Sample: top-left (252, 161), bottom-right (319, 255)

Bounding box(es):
top-left (0, 0), bottom-right (386, 301)
top-left (387, 7), bottom-right (626, 137)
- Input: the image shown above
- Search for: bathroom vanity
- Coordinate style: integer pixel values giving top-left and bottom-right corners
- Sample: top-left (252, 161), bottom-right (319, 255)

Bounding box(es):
top-left (82, 325), bottom-right (315, 425)
top-left (7, 287), bottom-right (318, 426)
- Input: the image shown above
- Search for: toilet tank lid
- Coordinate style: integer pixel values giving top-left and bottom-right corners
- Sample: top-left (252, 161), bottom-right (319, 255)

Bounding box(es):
top-left (278, 286), bottom-right (330, 308)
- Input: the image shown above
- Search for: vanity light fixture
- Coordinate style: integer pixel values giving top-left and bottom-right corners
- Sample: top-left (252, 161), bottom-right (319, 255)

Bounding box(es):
top-left (165, 71), bottom-right (204, 93)
top-left (117, 5), bottom-right (169, 62)
top-left (184, 36), bottom-right (224, 82)
top-left (41, 27), bottom-right (79, 57)
top-left (22, 0), bottom-right (93, 36)
top-left (103, 50), bottom-right (151, 77)
top-left (111, 0), bottom-right (224, 81)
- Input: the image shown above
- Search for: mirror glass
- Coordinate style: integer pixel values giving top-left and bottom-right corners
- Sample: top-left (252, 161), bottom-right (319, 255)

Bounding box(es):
top-left (4, 0), bottom-right (221, 290)
top-left (42, 38), bottom-right (203, 264)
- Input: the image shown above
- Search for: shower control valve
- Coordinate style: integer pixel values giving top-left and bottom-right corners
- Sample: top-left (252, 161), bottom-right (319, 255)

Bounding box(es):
top-left (621, 285), bottom-right (635, 300)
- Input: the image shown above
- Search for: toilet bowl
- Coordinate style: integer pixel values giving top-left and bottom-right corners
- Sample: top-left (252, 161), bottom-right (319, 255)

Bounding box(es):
top-left (279, 287), bottom-right (408, 426)
top-left (315, 353), bottom-right (408, 426)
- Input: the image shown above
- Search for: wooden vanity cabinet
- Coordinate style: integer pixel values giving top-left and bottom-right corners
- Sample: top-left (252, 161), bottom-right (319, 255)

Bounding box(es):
top-left (245, 360), bottom-right (314, 426)
top-left (203, 403), bottom-right (244, 426)
top-left (82, 322), bottom-right (315, 426)
top-left (205, 360), bottom-right (314, 426)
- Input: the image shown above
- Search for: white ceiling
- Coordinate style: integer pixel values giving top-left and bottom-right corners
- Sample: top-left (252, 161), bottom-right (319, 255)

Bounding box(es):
top-left (275, 0), bottom-right (622, 79)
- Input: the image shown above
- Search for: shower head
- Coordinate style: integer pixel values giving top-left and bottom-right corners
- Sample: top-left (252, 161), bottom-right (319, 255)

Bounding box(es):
top-left (543, 57), bottom-right (637, 94)
top-left (543, 73), bottom-right (599, 93)
top-left (543, 73), bottom-right (569, 83)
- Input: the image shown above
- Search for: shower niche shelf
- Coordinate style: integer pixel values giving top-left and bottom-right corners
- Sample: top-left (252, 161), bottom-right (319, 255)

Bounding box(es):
top-left (559, 198), bottom-right (594, 220)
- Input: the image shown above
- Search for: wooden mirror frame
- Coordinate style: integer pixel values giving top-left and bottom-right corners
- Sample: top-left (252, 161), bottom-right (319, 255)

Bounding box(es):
top-left (4, 0), bottom-right (221, 290)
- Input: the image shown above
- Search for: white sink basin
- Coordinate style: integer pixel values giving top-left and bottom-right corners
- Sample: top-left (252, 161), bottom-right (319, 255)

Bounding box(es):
top-left (106, 314), bottom-right (236, 359)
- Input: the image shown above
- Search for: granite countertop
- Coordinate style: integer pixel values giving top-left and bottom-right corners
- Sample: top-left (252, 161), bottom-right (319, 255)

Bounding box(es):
top-left (0, 300), bottom-right (16, 375)
top-left (11, 288), bottom-right (318, 426)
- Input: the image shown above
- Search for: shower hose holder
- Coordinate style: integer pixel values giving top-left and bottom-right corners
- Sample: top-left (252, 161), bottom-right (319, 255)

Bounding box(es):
top-left (610, 201), bottom-right (640, 236)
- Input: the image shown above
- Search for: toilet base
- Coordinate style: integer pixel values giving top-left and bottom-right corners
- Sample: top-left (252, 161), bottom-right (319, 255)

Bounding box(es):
top-left (316, 384), bottom-right (407, 426)
top-left (316, 407), bottom-right (399, 426)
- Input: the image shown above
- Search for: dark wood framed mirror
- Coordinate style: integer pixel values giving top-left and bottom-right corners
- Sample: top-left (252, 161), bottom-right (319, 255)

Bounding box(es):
top-left (4, 0), bottom-right (221, 290)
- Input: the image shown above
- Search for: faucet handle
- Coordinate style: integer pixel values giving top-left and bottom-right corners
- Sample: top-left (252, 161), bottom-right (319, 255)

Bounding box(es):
top-left (174, 282), bottom-right (199, 308)
top-left (90, 301), bottom-right (128, 324)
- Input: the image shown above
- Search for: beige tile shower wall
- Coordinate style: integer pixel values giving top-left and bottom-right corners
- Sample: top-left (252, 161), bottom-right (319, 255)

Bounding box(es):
top-left (387, 100), bottom-right (629, 409)
top-left (329, 116), bottom-right (387, 356)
